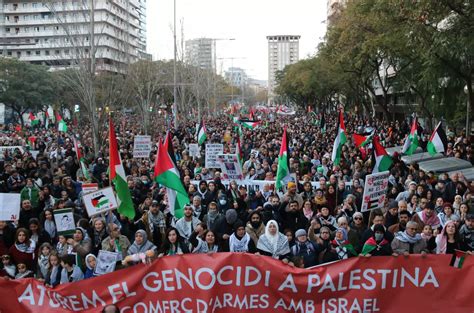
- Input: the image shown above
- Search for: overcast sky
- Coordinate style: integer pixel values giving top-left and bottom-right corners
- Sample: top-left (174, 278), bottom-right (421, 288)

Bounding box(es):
top-left (147, 0), bottom-right (327, 81)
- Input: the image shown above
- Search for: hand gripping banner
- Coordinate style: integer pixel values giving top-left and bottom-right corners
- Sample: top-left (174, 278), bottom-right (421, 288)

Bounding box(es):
top-left (0, 253), bottom-right (472, 312)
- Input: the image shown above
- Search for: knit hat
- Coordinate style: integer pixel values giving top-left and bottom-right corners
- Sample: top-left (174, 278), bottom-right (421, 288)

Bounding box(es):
top-left (352, 212), bottom-right (363, 220)
top-left (287, 181), bottom-right (296, 189)
top-left (233, 220), bottom-right (245, 232)
top-left (388, 200), bottom-right (398, 209)
top-left (295, 229), bottom-right (307, 238)
top-left (373, 224), bottom-right (385, 234)
top-left (225, 209), bottom-right (238, 224)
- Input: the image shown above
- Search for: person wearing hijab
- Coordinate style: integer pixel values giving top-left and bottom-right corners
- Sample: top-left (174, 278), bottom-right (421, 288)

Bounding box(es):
top-left (361, 224), bottom-right (392, 256)
top-left (391, 221), bottom-right (428, 255)
top-left (256, 220), bottom-right (291, 262)
top-left (229, 221), bottom-right (256, 253)
top-left (330, 227), bottom-right (357, 260)
top-left (84, 254), bottom-right (97, 279)
top-left (127, 229), bottom-right (157, 256)
top-left (158, 227), bottom-right (190, 257)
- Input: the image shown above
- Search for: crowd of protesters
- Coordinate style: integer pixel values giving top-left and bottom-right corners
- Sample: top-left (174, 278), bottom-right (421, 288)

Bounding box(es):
top-left (0, 109), bottom-right (473, 287)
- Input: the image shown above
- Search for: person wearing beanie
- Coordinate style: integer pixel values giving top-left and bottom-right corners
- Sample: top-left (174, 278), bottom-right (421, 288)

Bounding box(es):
top-left (290, 229), bottom-right (319, 268)
top-left (281, 181), bottom-right (303, 211)
top-left (330, 227), bottom-right (357, 261)
top-left (384, 200), bottom-right (399, 228)
top-left (229, 221), bottom-right (256, 253)
top-left (360, 224), bottom-right (392, 257)
top-left (214, 209), bottom-right (242, 251)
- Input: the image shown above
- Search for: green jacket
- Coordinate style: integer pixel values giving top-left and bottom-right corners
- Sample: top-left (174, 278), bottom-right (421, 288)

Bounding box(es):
top-left (20, 186), bottom-right (40, 209)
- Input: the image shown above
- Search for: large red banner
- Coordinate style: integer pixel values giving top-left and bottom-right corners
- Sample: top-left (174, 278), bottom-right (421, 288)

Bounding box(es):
top-left (0, 253), bottom-right (472, 312)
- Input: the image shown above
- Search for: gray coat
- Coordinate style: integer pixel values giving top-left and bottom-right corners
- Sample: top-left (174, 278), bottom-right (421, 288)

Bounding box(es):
top-left (391, 237), bottom-right (428, 254)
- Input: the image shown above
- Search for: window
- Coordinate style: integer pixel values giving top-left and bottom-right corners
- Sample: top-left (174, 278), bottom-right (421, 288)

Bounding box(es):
top-left (16, 51), bottom-right (21, 57)
top-left (45, 50), bottom-right (50, 56)
top-left (55, 50), bottom-right (60, 55)
top-left (32, 3), bottom-right (38, 8)
top-left (27, 51), bottom-right (31, 56)
top-left (34, 27), bottom-right (40, 32)
top-left (35, 51), bottom-right (40, 55)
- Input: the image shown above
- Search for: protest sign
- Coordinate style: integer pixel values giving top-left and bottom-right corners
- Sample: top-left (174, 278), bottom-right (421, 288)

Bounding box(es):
top-left (0, 193), bottom-right (21, 221)
top-left (94, 251), bottom-right (119, 276)
top-left (133, 135), bottom-right (152, 158)
top-left (53, 208), bottom-right (75, 236)
top-left (81, 183), bottom-right (99, 195)
top-left (361, 171), bottom-right (390, 212)
top-left (205, 143), bottom-right (223, 168)
top-left (83, 187), bottom-right (118, 217)
top-left (29, 150), bottom-right (40, 160)
top-left (218, 154), bottom-right (244, 181)
top-left (0, 146), bottom-right (24, 160)
top-left (188, 143), bottom-right (200, 158)
top-left (0, 253), bottom-right (472, 313)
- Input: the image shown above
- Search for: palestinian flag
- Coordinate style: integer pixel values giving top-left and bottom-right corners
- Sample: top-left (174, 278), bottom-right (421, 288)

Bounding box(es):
top-left (109, 118), bottom-right (135, 220)
top-left (196, 121), bottom-right (207, 145)
top-left (331, 110), bottom-right (347, 166)
top-left (353, 131), bottom-right (374, 148)
top-left (402, 117), bottom-right (419, 155)
top-left (240, 120), bottom-right (260, 130)
top-left (55, 111), bottom-right (62, 123)
top-left (427, 121), bottom-right (448, 156)
top-left (29, 112), bottom-right (39, 126)
top-left (361, 237), bottom-right (389, 256)
top-left (73, 137), bottom-right (91, 181)
top-left (58, 120), bottom-right (68, 132)
top-left (320, 113), bottom-right (326, 133)
top-left (232, 116), bottom-right (240, 124)
top-left (276, 127), bottom-right (291, 190)
top-left (91, 195), bottom-right (109, 210)
top-left (450, 250), bottom-right (467, 269)
top-left (163, 131), bottom-right (177, 166)
top-left (15, 124), bottom-right (22, 132)
top-left (372, 135), bottom-right (393, 173)
top-left (154, 140), bottom-right (188, 219)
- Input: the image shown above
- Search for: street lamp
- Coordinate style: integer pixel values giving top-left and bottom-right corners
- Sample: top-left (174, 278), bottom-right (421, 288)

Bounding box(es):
top-left (464, 84), bottom-right (472, 136)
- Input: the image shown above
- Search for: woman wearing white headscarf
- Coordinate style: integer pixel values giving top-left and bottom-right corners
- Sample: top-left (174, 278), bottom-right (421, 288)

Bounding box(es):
top-left (257, 220), bottom-right (291, 262)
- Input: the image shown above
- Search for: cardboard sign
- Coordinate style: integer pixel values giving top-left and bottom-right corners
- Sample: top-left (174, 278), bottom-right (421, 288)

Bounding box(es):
top-left (133, 135), bottom-right (152, 158)
top-left (53, 208), bottom-right (76, 236)
top-left (218, 154), bottom-right (244, 181)
top-left (83, 187), bottom-right (118, 217)
top-left (361, 171), bottom-right (390, 212)
top-left (188, 143), bottom-right (200, 158)
top-left (94, 250), bottom-right (119, 276)
top-left (205, 144), bottom-right (224, 168)
top-left (0, 193), bottom-right (21, 221)
top-left (82, 183), bottom-right (99, 195)
top-left (0, 146), bottom-right (24, 160)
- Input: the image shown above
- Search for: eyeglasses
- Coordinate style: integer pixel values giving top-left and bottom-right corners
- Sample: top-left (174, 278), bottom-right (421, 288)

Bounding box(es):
top-left (353, 217), bottom-right (362, 220)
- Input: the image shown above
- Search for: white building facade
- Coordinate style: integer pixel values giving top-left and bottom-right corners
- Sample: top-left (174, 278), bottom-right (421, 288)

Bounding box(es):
top-left (267, 35), bottom-right (300, 100)
top-left (0, 0), bottom-right (146, 73)
top-left (185, 38), bottom-right (215, 72)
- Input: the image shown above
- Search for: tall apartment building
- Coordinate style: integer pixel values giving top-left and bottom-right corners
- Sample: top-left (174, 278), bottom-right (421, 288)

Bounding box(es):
top-left (267, 35), bottom-right (300, 99)
top-left (0, 0), bottom-right (147, 73)
top-left (185, 38), bottom-right (215, 72)
top-left (327, 0), bottom-right (347, 26)
top-left (225, 67), bottom-right (247, 88)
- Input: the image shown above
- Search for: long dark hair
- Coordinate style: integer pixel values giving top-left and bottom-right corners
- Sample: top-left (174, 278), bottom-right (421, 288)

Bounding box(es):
top-left (15, 228), bottom-right (31, 246)
top-left (160, 227), bottom-right (184, 255)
